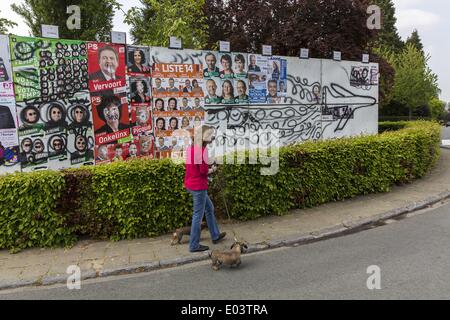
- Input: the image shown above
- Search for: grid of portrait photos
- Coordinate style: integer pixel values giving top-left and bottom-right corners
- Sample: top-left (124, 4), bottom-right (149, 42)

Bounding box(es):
top-left (9, 35), bottom-right (94, 171)
top-left (202, 51), bottom-right (250, 106)
top-left (127, 45), bottom-right (154, 160)
top-left (152, 62), bottom-right (205, 159)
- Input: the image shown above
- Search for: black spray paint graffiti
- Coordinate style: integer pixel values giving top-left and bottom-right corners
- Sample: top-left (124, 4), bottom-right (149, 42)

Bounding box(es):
top-left (348, 66), bottom-right (379, 90)
top-left (206, 104), bottom-right (322, 148)
top-left (321, 83), bottom-right (377, 132)
top-left (151, 49), bottom-right (204, 65)
top-left (11, 38), bottom-right (89, 104)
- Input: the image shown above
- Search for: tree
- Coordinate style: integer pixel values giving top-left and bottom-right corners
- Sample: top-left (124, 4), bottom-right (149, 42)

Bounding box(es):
top-left (205, 0), bottom-right (394, 108)
top-left (385, 44), bottom-right (439, 119)
top-left (11, 0), bottom-right (121, 41)
top-left (0, 11), bottom-right (17, 34)
top-left (428, 97), bottom-right (446, 120)
top-left (125, 0), bottom-right (208, 49)
top-left (405, 29), bottom-right (424, 55)
top-left (205, 0), bottom-right (378, 59)
top-left (370, 0), bottom-right (404, 53)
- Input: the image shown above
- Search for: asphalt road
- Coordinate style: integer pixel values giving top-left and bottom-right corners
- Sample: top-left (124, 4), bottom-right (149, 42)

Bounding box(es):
top-left (1, 198), bottom-right (450, 300)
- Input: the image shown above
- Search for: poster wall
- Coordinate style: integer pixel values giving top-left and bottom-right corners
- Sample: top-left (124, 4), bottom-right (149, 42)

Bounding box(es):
top-left (0, 35), bottom-right (20, 174)
top-left (1, 35), bottom-right (379, 174)
top-left (9, 35), bottom-right (94, 171)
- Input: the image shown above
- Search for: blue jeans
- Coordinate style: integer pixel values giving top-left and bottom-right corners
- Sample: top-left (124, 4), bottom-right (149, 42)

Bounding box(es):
top-left (187, 189), bottom-right (221, 251)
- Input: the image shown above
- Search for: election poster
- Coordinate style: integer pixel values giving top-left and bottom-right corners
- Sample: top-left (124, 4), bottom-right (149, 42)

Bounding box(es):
top-left (126, 45), bottom-right (153, 159)
top-left (152, 62), bottom-right (204, 160)
top-left (88, 42), bottom-right (127, 96)
top-left (233, 53), bottom-right (248, 79)
top-left (66, 92), bottom-right (95, 167)
top-left (248, 55), bottom-right (287, 104)
top-left (0, 35), bottom-right (20, 174)
top-left (10, 35), bottom-right (93, 171)
top-left (91, 94), bottom-right (131, 147)
top-left (127, 46), bottom-right (151, 77)
top-left (9, 35), bottom-right (89, 103)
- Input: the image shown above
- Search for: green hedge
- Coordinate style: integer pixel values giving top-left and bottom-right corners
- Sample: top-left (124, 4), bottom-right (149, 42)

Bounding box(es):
top-left (378, 121), bottom-right (408, 133)
top-left (0, 121), bottom-right (441, 251)
top-left (0, 171), bottom-right (75, 252)
top-left (211, 121), bottom-right (441, 220)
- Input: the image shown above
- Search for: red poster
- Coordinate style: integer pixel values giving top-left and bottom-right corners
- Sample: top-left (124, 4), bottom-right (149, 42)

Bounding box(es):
top-left (91, 94), bottom-right (131, 146)
top-left (88, 42), bottom-right (127, 94)
top-left (131, 105), bottom-right (153, 136)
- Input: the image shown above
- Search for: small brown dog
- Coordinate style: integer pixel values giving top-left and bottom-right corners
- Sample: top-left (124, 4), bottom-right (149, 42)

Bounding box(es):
top-left (171, 222), bottom-right (207, 245)
top-left (209, 238), bottom-right (248, 271)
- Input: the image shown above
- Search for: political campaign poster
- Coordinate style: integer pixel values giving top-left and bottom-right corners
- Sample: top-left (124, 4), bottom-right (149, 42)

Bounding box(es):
top-left (129, 77), bottom-right (152, 105)
top-left (202, 51), bottom-right (220, 78)
top-left (131, 104), bottom-right (152, 136)
top-left (91, 94), bottom-right (131, 145)
top-left (204, 78), bottom-right (222, 105)
top-left (9, 36), bottom-right (89, 103)
top-left (248, 55), bottom-right (287, 104)
top-left (151, 61), bottom-right (204, 159)
top-left (19, 134), bottom-right (49, 172)
top-left (127, 46), bottom-right (151, 77)
top-left (0, 35), bottom-right (20, 173)
top-left (88, 42), bottom-right (127, 96)
top-left (10, 35), bottom-right (93, 171)
top-left (218, 53), bottom-right (234, 79)
top-left (234, 78), bottom-right (249, 104)
top-left (66, 92), bottom-right (94, 167)
top-left (270, 57), bottom-right (287, 101)
top-left (232, 53), bottom-right (248, 79)
top-left (152, 63), bottom-right (203, 98)
top-left (136, 133), bottom-right (155, 159)
top-left (220, 79), bottom-right (235, 105)
top-left (248, 54), bottom-right (269, 104)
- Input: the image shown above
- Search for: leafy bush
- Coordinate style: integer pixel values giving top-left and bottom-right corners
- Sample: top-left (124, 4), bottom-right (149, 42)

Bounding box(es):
top-left (0, 171), bottom-right (75, 252)
top-left (0, 121), bottom-right (441, 251)
top-left (211, 121), bottom-right (441, 220)
top-left (378, 121), bottom-right (408, 133)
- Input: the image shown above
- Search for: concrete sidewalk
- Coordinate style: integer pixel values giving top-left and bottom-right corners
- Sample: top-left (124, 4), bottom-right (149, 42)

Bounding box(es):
top-left (1, 148), bottom-right (450, 290)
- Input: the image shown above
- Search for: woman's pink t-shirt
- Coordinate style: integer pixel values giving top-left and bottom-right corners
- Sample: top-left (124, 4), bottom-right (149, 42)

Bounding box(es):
top-left (184, 145), bottom-right (209, 191)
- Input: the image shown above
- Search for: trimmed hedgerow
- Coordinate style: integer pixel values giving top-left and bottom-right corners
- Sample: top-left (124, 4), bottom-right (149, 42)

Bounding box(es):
top-left (211, 121), bottom-right (441, 220)
top-left (0, 170), bottom-right (75, 252)
top-left (0, 121), bottom-right (441, 251)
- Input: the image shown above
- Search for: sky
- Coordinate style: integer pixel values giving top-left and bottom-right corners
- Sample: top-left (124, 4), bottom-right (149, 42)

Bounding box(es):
top-left (1, 0), bottom-right (449, 101)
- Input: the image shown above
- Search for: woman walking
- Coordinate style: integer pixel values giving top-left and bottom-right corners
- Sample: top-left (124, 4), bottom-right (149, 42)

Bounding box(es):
top-left (184, 125), bottom-right (226, 252)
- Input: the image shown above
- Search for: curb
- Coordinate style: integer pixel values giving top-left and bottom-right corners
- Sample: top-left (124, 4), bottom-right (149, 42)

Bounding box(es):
top-left (2, 191), bottom-right (450, 291)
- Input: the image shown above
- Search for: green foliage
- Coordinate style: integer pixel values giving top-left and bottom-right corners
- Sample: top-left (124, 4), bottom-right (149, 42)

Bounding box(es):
top-left (211, 121), bottom-right (441, 220)
top-left (0, 10), bottom-right (17, 34)
top-left (0, 122), bottom-right (441, 250)
top-left (428, 98), bottom-right (446, 120)
top-left (85, 158), bottom-right (192, 241)
top-left (405, 29), bottom-right (424, 55)
top-left (125, 0), bottom-right (208, 49)
top-left (378, 121), bottom-right (408, 133)
top-left (382, 44), bottom-right (440, 116)
top-left (0, 171), bottom-right (75, 252)
top-left (10, 0), bottom-right (120, 41)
